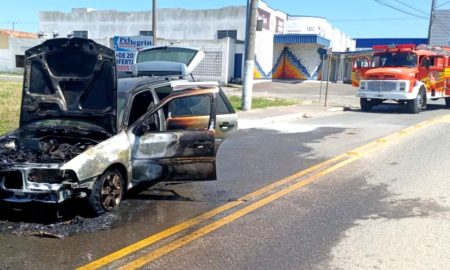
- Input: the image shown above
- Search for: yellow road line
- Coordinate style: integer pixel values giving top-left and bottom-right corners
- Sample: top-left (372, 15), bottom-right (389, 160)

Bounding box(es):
top-left (120, 156), bottom-right (360, 270)
top-left (119, 114), bottom-right (449, 269)
top-left (77, 151), bottom-right (348, 270)
top-left (78, 114), bottom-right (449, 270)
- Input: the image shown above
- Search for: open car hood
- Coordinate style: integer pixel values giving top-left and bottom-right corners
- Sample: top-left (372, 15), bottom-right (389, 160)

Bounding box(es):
top-left (133, 45), bottom-right (205, 77)
top-left (20, 38), bottom-right (117, 134)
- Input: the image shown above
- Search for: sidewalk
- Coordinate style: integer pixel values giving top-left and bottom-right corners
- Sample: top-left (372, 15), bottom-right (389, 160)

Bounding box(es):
top-left (223, 80), bottom-right (359, 108)
top-left (224, 80), bottom-right (360, 127)
top-left (237, 103), bottom-right (349, 129)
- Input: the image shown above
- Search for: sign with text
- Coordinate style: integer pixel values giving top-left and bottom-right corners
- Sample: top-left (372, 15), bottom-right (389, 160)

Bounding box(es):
top-left (113, 36), bottom-right (152, 72)
top-left (285, 18), bottom-right (328, 36)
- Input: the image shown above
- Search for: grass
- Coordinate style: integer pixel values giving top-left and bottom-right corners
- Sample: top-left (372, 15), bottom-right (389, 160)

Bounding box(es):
top-left (0, 81), bottom-right (22, 134)
top-left (0, 81), bottom-right (298, 134)
top-left (0, 71), bottom-right (23, 76)
top-left (227, 95), bottom-right (298, 111)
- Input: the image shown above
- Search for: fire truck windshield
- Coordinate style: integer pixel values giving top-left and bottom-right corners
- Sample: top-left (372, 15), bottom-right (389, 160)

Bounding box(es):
top-left (371, 52), bottom-right (417, 68)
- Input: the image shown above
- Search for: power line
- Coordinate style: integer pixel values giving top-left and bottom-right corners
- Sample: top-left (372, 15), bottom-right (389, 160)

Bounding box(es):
top-left (373, 0), bottom-right (428, 19)
top-left (330, 17), bottom-right (421, 23)
top-left (437, 0), bottom-right (450, 8)
top-left (393, 0), bottom-right (428, 15)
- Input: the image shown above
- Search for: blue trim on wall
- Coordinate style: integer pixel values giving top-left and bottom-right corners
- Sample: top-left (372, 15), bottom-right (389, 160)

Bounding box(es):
top-left (355, 38), bottom-right (428, 48)
top-left (274, 34), bottom-right (331, 47)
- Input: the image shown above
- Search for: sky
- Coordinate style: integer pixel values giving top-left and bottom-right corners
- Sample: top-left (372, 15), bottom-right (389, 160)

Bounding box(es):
top-left (0, 0), bottom-right (447, 39)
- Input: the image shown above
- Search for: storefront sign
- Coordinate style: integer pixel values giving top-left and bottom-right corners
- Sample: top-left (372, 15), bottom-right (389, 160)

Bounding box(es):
top-left (113, 36), bottom-right (152, 72)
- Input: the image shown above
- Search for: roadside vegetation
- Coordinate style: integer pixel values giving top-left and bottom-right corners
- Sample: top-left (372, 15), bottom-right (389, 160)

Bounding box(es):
top-left (227, 95), bottom-right (298, 111)
top-left (0, 81), bottom-right (22, 134)
top-left (0, 80), bottom-right (300, 134)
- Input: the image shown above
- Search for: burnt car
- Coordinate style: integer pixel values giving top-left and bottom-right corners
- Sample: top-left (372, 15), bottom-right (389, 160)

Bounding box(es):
top-left (0, 39), bottom-right (237, 215)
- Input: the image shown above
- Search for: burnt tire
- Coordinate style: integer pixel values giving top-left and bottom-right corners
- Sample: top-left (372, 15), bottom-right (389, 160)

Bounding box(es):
top-left (85, 169), bottom-right (124, 216)
top-left (407, 88), bottom-right (426, 114)
top-left (445, 97), bottom-right (450, 108)
top-left (360, 98), bottom-right (373, 112)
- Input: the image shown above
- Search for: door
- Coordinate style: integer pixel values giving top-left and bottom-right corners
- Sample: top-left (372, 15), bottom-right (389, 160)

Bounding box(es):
top-left (216, 89), bottom-right (238, 148)
top-left (419, 56), bottom-right (445, 97)
top-left (234, 53), bottom-right (243, 79)
top-left (131, 90), bottom-right (217, 183)
top-left (352, 57), bottom-right (371, 87)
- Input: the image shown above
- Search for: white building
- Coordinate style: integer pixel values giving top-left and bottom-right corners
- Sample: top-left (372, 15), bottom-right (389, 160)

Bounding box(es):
top-left (0, 30), bottom-right (38, 73)
top-left (430, 9), bottom-right (450, 46)
top-left (8, 1), bottom-right (356, 82)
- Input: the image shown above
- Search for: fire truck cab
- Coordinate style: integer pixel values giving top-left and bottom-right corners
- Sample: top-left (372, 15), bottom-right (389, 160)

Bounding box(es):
top-left (355, 44), bottom-right (450, 113)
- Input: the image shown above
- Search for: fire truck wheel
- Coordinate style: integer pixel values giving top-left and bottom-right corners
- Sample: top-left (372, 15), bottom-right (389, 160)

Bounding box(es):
top-left (445, 97), bottom-right (450, 108)
top-left (407, 89), bottom-right (426, 114)
top-left (360, 98), bottom-right (373, 112)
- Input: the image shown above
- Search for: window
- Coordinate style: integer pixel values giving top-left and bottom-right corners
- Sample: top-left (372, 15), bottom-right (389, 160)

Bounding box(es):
top-left (217, 91), bottom-right (235, 114)
top-left (371, 52), bottom-right (417, 68)
top-left (128, 90), bottom-right (155, 126)
top-left (164, 95), bottom-right (212, 131)
top-left (276, 17), bottom-right (284, 34)
top-left (168, 95), bottom-right (211, 118)
top-left (15, 55), bottom-right (25, 68)
top-left (137, 47), bottom-right (198, 65)
top-left (257, 9), bottom-right (271, 30)
top-left (217, 30), bottom-right (237, 40)
top-left (139, 31), bottom-right (153, 36)
top-left (73, 31), bottom-right (88, 38)
top-left (154, 85), bottom-right (173, 101)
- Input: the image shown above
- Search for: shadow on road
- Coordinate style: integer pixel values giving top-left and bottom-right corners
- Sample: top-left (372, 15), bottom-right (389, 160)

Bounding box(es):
top-left (352, 103), bottom-right (447, 114)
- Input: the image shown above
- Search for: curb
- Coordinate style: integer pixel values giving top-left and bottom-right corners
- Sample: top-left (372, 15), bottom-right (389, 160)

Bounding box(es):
top-left (238, 106), bottom-right (346, 129)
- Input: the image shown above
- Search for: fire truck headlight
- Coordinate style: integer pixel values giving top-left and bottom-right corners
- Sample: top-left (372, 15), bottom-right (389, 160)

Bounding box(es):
top-left (360, 82), bottom-right (367, 90)
top-left (398, 82), bottom-right (406, 91)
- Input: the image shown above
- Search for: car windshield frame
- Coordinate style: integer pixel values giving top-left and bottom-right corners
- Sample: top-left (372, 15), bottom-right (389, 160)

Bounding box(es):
top-left (371, 52), bottom-right (418, 68)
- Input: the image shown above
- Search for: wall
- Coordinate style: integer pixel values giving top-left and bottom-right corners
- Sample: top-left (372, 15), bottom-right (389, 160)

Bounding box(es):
top-left (286, 16), bottom-right (355, 52)
top-left (430, 9), bottom-right (450, 46)
top-left (252, 1), bottom-right (288, 80)
top-left (158, 38), bottom-right (233, 83)
top-left (255, 43), bottom-right (323, 80)
top-left (39, 7), bottom-right (247, 41)
top-left (0, 37), bottom-right (41, 72)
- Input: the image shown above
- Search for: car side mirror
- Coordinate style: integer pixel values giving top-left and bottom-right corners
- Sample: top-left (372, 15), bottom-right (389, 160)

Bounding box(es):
top-left (134, 114), bottom-right (156, 136)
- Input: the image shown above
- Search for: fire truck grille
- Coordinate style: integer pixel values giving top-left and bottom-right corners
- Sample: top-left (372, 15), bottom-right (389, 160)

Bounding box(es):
top-left (367, 81), bottom-right (397, 92)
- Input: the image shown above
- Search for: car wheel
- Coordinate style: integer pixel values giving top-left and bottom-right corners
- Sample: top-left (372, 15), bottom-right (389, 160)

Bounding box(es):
top-left (407, 88), bottom-right (426, 114)
top-left (86, 169), bottom-right (124, 216)
top-left (360, 98), bottom-right (373, 112)
top-left (445, 97), bottom-right (450, 108)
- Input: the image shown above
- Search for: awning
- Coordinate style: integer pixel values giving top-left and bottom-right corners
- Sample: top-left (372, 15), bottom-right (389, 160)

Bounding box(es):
top-left (274, 34), bottom-right (330, 47)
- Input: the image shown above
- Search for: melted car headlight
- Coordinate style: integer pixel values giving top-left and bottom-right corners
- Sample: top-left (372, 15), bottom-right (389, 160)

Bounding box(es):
top-left (28, 169), bottom-right (78, 184)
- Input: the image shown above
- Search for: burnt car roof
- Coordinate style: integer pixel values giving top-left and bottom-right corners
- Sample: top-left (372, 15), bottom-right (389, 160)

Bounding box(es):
top-left (117, 77), bottom-right (168, 95)
top-left (117, 77), bottom-right (220, 96)
top-left (21, 38), bottom-right (117, 134)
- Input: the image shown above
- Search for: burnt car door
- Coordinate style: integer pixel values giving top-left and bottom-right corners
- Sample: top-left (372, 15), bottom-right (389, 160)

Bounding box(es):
top-left (215, 89), bottom-right (237, 147)
top-left (159, 82), bottom-right (237, 148)
top-left (130, 86), bottom-right (218, 183)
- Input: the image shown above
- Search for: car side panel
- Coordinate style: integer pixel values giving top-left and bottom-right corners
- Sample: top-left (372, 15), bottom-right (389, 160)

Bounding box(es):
top-left (131, 130), bottom-right (216, 183)
top-left (61, 131), bottom-right (131, 185)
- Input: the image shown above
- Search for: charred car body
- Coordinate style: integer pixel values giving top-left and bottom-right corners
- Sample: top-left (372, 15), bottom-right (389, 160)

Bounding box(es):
top-left (0, 39), bottom-right (237, 215)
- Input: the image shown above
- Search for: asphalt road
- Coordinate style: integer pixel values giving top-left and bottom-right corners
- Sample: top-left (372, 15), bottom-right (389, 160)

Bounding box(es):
top-left (1, 101), bottom-right (450, 269)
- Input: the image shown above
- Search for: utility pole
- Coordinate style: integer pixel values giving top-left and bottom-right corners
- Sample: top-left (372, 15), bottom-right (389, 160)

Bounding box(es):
top-left (428, 0), bottom-right (437, 45)
top-left (152, 0), bottom-right (157, 46)
top-left (241, 0), bottom-right (258, 111)
top-left (324, 48), bottom-right (332, 107)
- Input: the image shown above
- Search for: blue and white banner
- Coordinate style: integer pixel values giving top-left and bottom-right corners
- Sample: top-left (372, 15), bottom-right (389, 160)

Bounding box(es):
top-left (113, 36), bottom-right (152, 72)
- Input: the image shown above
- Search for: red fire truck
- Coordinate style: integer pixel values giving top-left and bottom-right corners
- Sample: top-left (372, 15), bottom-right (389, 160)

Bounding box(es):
top-left (353, 44), bottom-right (450, 113)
